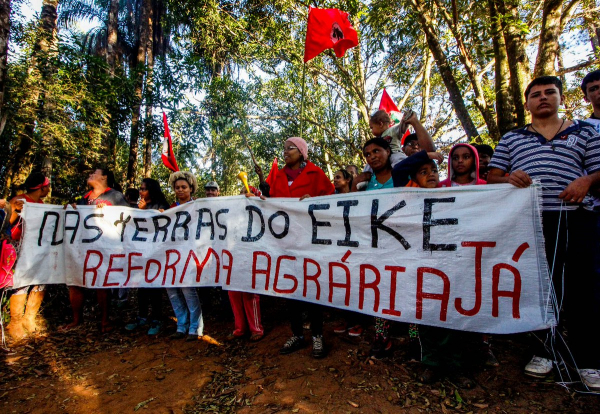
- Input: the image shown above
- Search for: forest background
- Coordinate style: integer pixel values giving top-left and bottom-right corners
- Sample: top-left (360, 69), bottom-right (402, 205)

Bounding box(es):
top-left (0, 0), bottom-right (599, 200)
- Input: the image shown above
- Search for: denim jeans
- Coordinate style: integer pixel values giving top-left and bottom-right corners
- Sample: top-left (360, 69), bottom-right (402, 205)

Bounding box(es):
top-left (166, 287), bottom-right (203, 335)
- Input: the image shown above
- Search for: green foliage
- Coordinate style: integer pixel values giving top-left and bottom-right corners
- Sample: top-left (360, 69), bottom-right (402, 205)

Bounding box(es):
top-left (1, 0), bottom-right (599, 200)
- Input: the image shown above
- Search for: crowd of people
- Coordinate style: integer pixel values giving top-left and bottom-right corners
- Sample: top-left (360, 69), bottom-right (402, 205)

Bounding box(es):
top-left (1, 72), bottom-right (600, 392)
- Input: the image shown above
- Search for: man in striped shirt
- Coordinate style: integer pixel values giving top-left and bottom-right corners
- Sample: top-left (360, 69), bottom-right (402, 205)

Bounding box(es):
top-left (582, 70), bottom-right (600, 134)
top-left (488, 76), bottom-right (600, 391)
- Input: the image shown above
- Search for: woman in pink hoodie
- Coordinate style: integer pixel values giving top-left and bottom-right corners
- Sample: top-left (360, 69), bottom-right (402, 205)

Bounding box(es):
top-left (439, 143), bottom-right (487, 187)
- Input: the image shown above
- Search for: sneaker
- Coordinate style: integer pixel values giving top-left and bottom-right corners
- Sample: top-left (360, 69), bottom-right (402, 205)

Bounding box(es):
top-left (579, 369), bottom-right (600, 391)
top-left (125, 317), bottom-right (147, 331)
top-left (418, 367), bottom-right (438, 384)
top-left (279, 335), bottom-right (306, 355)
top-left (370, 336), bottom-right (392, 359)
top-left (524, 356), bottom-right (553, 378)
top-left (312, 335), bottom-right (327, 359)
top-left (147, 321), bottom-right (161, 336)
top-left (485, 348), bottom-right (500, 367)
top-left (348, 325), bottom-right (363, 337)
top-left (333, 322), bottom-right (347, 334)
top-left (170, 331), bottom-right (186, 340)
top-left (185, 334), bottom-right (198, 342)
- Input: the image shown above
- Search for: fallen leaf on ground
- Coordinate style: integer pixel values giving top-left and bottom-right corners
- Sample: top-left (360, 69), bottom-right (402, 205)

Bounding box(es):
top-left (134, 397), bottom-right (155, 411)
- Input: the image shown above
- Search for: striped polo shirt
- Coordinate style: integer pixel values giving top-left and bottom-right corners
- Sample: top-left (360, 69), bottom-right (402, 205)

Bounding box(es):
top-left (489, 120), bottom-right (600, 211)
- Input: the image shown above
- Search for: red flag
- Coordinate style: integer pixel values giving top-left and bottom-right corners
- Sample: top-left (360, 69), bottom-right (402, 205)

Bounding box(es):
top-left (304, 7), bottom-right (359, 63)
top-left (379, 89), bottom-right (399, 113)
top-left (265, 157), bottom-right (278, 188)
top-left (400, 128), bottom-right (411, 146)
top-left (378, 88), bottom-right (403, 126)
top-left (161, 112), bottom-right (179, 172)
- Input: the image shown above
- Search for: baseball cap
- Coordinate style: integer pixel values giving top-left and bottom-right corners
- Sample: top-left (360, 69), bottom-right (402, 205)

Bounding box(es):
top-left (204, 181), bottom-right (219, 190)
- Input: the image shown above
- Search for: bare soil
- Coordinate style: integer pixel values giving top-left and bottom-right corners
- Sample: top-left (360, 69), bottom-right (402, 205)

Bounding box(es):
top-left (1, 289), bottom-right (598, 413)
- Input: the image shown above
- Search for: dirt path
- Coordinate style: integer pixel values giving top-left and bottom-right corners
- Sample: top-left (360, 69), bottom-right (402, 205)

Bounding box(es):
top-left (1, 294), bottom-right (598, 413)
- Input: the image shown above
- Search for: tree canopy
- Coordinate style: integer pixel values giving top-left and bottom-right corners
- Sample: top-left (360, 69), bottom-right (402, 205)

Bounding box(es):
top-left (0, 0), bottom-right (598, 198)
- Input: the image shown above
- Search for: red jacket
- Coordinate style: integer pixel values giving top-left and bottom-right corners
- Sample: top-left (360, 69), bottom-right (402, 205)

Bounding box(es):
top-left (270, 160), bottom-right (335, 198)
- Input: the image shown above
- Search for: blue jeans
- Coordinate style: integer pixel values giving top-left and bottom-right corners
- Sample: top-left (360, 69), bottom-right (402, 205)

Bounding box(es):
top-left (166, 287), bottom-right (203, 335)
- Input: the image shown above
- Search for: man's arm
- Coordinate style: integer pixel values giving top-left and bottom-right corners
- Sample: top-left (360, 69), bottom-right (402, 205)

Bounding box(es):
top-left (487, 168), bottom-right (533, 188)
top-left (559, 171), bottom-right (600, 203)
top-left (404, 111), bottom-right (435, 151)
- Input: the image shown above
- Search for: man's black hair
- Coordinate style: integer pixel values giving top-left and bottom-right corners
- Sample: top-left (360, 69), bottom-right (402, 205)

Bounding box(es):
top-left (472, 144), bottom-right (494, 158)
top-left (524, 76), bottom-right (562, 99)
top-left (24, 172), bottom-right (47, 191)
top-left (403, 133), bottom-right (418, 146)
top-left (581, 70), bottom-right (600, 95)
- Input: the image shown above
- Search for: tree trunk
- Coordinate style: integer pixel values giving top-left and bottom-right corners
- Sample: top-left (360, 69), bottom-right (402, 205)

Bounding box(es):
top-left (489, 0), bottom-right (516, 137)
top-left (106, 0), bottom-right (118, 73)
top-left (36, 0), bottom-right (59, 179)
top-left (497, 0), bottom-right (530, 127)
top-left (143, 3), bottom-right (154, 178)
top-left (103, 0), bottom-right (119, 166)
top-left (534, 0), bottom-right (562, 76)
top-left (421, 50), bottom-right (433, 122)
top-left (433, 0), bottom-right (501, 141)
top-left (409, 0), bottom-right (479, 139)
top-left (127, 0), bottom-right (151, 188)
top-left (0, 0), bottom-right (11, 128)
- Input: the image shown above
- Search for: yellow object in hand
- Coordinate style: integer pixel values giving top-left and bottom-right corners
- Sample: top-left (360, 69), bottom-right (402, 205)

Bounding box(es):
top-left (237, 171), bottom-right (250, 193)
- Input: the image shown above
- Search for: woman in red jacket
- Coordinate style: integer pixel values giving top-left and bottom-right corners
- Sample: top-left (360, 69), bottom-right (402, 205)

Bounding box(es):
top-left (263, 137), bottom-right (334, 358)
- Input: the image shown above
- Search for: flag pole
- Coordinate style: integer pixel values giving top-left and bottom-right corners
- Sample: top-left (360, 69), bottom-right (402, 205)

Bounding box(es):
top-left (299, 62), bottom-right (307, 138)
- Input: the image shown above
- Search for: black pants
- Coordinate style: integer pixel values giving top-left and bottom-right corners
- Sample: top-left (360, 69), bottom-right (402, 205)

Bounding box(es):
top-left (138, 288), bottom-right (163, 321)
top-left (534, 208), bottom-right (600, 369)
top-left (288, 299), bottom-right (323, 337)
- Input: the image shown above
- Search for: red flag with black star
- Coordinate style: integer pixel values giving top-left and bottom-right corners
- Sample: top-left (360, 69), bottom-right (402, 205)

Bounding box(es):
top-left (161, 112), bottom-right (179, 172)
top-left (304, 7), bottom-right (359, 63)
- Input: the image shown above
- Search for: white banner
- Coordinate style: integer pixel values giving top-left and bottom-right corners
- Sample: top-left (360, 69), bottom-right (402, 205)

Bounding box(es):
top-left (13, 184), bottom-right (555, 334)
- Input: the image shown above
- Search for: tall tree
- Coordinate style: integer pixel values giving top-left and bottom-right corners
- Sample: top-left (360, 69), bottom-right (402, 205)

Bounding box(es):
top-left (534, 0), bottom-right (562, 76)
top-left (408, 0), bottom-right (480, 138)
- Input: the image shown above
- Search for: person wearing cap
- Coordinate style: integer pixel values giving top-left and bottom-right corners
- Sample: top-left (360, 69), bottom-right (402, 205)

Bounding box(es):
top-left (204, 181), bottom-right (220, 197)
top-left (258, 137), bottom-right (334, 358)
top-left (6, 172), bottom-right (51, 340)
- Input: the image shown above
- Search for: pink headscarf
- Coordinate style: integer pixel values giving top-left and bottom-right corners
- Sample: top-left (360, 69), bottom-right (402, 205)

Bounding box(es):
top-left (286, 137), bottom-right (308, 160)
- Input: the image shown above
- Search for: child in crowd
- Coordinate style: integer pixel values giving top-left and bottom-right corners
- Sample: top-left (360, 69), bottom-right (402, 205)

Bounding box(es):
top-left (439, 143), bottom-right (487, 187)
top-left (416, 143), bottom-right (485, 387)
top-left (472, 144), bottom-right (494, 181)
top-left (166, 171), bottom-right (205, 342)
top-left (367, 110), bottom-right (435, 170)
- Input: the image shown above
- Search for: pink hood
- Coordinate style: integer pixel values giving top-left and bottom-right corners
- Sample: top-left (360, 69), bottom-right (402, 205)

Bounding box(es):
top-left (439, 143), bottom-right (487, 187)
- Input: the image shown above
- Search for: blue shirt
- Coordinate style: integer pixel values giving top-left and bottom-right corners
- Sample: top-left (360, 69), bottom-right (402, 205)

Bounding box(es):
top-left (489, 120), bottom-right (600, 211)
top-left (366, 174), bottom-right (394, 191)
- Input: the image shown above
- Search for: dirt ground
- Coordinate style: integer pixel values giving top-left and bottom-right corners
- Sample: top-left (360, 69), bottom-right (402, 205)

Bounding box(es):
top-left (1, 289), bottom-right (599, 413)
